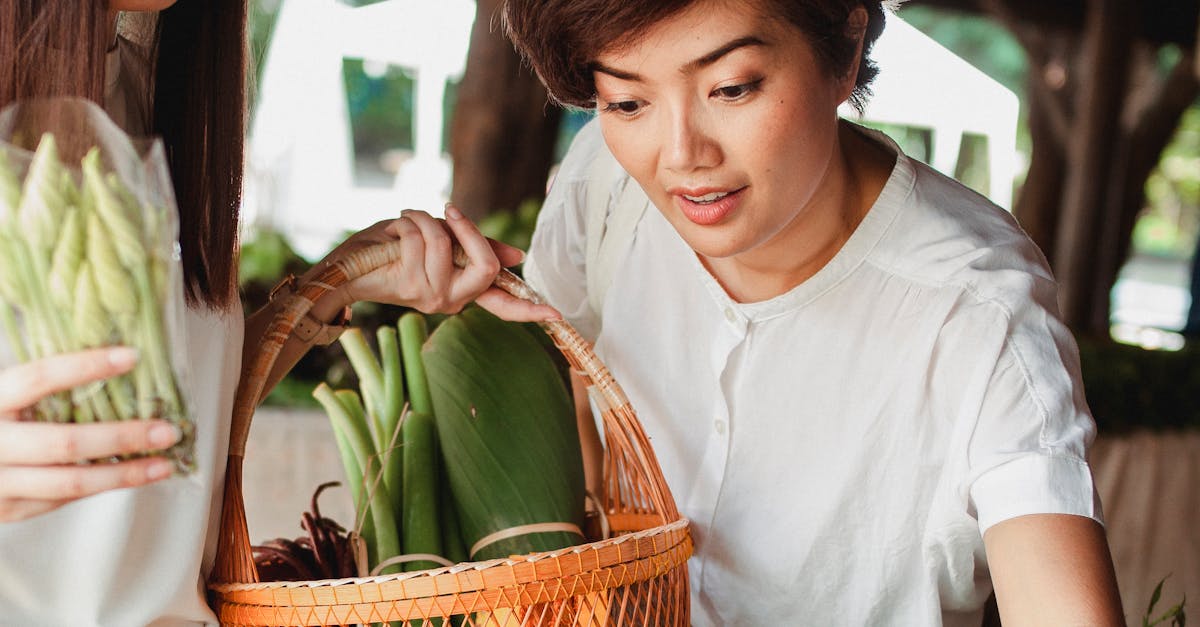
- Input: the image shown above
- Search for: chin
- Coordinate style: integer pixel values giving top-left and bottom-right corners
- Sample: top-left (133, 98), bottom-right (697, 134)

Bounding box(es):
top-left (676, 228), bottom-right (749, 261)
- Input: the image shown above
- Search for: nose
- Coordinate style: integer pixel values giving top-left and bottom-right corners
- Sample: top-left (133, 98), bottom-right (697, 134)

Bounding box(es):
top-left (660, 106), bottom-right (720, 174)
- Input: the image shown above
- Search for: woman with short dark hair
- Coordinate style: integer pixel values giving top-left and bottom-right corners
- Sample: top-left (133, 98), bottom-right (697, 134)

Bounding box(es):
top-left (491, 0), bottom-right (1122, 623)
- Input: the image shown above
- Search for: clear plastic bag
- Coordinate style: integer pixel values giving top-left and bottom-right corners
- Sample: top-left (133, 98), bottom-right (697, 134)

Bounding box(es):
top-left (0, 98), bottom-right (195, 474)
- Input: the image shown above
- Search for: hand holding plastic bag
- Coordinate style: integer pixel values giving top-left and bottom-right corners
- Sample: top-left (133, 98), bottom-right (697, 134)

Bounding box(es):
top-left (0, 98), bottom-right (195, 488)
top-left (0, 348), bottom-right (183, 522)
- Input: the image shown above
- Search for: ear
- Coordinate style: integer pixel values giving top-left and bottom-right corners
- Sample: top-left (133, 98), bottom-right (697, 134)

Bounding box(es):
top-left (837, 6), bottom-right (870, 102)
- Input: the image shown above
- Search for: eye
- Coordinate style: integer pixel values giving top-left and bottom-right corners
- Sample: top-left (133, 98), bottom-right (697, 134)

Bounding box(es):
top-left (601, 99), bottom-right (645, 116)
top-left (711, 78), bottom-right (764, 102)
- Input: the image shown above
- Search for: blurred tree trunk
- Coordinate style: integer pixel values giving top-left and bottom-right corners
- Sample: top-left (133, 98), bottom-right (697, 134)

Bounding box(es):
top-left (448, 0), bottom-right (561, 221)
top-left (986, 0), bottom-right (1199, 338)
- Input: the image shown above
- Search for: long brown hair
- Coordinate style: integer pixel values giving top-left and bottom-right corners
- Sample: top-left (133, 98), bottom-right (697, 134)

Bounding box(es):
top-left (0, 0), bottom-right (247, 311)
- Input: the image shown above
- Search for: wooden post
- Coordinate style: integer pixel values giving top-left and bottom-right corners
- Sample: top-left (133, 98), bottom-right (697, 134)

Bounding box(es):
top-left (447, 0), bottom-right (562, 221)
top-left (1052, 0), bottom-right (1136, 333)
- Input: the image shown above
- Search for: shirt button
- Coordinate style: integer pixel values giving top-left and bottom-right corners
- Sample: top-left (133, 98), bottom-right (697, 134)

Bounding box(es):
top-left (724, 307), bottom-right (737, 323)
top-left (714, 419), bottom-right (727, 435)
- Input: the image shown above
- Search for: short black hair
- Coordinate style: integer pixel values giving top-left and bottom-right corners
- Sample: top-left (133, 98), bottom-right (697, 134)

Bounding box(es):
top-left (503, 0), bottom-right (886, 112)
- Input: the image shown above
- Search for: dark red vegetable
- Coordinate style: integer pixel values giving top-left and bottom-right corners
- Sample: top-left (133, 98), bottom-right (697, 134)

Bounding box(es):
top-left (251, 482), bottom-right (358, 582)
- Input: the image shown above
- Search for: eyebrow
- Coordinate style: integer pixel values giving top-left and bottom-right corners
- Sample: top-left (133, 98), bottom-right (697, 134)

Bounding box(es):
top-left (592, 35), bottom-right (768, 82)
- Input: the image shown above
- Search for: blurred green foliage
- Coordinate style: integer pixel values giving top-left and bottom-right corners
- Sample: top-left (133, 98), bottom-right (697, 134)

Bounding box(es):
top-left (477, 198), bottom-right (542, 253)
top-left (1079, 336), bottom-right (1200, 433)
top-left (342, 58), bottom-right (415, 158)
top-left (239, 227), bottom-right (310, 288)
top-left (1138, 106), bottom-right (1200, 259)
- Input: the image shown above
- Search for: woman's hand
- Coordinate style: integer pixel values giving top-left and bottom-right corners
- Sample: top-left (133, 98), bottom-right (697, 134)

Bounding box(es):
top-left (0, 347), bottom-right (182, 523)
top-left (309, 206), bottom-right (560, 322)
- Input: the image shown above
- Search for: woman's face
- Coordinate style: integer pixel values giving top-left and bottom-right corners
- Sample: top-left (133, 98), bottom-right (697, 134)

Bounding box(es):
top-left (593, 0), bottom-right (860, 268)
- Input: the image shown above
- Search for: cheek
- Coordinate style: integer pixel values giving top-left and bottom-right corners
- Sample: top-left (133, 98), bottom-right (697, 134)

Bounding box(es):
top-left (600, 121), bottom-right (658, 183)
top-left (760, 96), bottom-right (831, 166)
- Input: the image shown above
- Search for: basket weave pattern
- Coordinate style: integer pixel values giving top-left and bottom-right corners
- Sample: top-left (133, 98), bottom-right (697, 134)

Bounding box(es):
top-left (208, 242), bottom-right (692, 625)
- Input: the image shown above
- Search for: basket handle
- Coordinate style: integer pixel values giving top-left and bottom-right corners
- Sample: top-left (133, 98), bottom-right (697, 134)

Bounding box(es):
top-left (213, 240), bottom-right (679, 584)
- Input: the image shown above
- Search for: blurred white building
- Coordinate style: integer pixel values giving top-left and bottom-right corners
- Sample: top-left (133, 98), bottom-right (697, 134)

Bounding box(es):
top-left (244, 0), bottom-right (475, 258)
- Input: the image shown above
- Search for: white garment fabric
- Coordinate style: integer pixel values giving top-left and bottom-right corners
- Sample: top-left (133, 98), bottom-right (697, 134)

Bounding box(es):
top-left (0, 42), bottom-right (242, 626)
top-left (0, 307), bottom-right (242, 627)
top-left (524, 119), bottom-right (1102, 626)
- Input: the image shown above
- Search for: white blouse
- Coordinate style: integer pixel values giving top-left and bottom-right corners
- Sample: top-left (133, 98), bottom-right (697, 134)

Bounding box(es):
top-left (0, 305), bottom-right (242, 626)
top-left (525, 119), bottom-right (1102, 626)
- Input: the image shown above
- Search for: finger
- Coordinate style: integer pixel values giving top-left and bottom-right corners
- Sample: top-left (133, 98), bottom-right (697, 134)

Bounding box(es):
top-left (389, 215), bottom-right (426, 281)
top-left (444, 206), bottom-right (503, 301)
top-left (488, 238), bottom-right (527, 268)
top-left (0, 420), bottom-right (182, 465)
top-left (0, 456), bottom-right (173, 501)
top-left (0, 348), bottom-right (138, 416)
top-left (438, 204), bottom-right (523, 268)
top-left (476, 288), bottom-right (563, 322)
top-left (404, 210), bottom-right (456, 293)
top-left (0, 497), bottom-right (73, 523)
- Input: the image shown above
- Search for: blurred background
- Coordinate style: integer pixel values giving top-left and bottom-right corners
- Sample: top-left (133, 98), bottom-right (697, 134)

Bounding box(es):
top-left (236, 1), bottom-right (1199, 622)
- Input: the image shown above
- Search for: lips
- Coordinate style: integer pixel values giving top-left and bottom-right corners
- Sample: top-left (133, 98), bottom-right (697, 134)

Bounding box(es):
top-left (670, 186), bottom-right (746, 226)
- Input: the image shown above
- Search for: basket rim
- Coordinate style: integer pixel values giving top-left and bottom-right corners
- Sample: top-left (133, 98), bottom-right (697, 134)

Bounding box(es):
top-left (210, 518), bottom-right (690, 594)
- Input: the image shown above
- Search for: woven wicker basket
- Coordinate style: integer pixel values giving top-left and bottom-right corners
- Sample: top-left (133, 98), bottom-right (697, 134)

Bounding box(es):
top-left (208, 241), bottom-right (692, 626)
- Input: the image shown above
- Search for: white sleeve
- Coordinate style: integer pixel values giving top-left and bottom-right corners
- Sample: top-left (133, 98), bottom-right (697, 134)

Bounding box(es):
top-left (962, 282), bottom-right (1102, 534)
top-left (523, 118), bottom-right (607, 342)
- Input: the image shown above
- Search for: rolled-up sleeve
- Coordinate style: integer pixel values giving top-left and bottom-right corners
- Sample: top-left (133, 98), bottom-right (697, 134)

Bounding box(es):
top-left (964, 292), bottom-right (1102, 534)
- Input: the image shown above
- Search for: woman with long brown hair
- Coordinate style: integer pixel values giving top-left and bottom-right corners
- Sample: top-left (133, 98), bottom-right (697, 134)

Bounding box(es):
top-left (0, 2), bottom-right (551, 623)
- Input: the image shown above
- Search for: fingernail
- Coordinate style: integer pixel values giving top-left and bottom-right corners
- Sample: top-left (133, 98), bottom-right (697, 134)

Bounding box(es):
top-left (149, 423), bottom-right (183, 449)
top-left (146, 460), bottom-right (172, 481)
top-left (446, 205), bottom-right (463, 221)
top-left (108, 347), bottom-right (138, 368)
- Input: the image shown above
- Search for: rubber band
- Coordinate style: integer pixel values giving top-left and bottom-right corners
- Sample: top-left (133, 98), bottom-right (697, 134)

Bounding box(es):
top-left (469, 522), bottom-right (585, 559)
top-left (370, 553), bottom-right (456, 576)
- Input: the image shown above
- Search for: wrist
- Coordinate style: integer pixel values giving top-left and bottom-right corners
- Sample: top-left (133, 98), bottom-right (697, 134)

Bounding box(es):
top-left (307, 286), bottom-right (351, 324)
top-left (297, 262), bottom-right (353, 318)
top-left (268, 274), bottom-right (353, 346)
